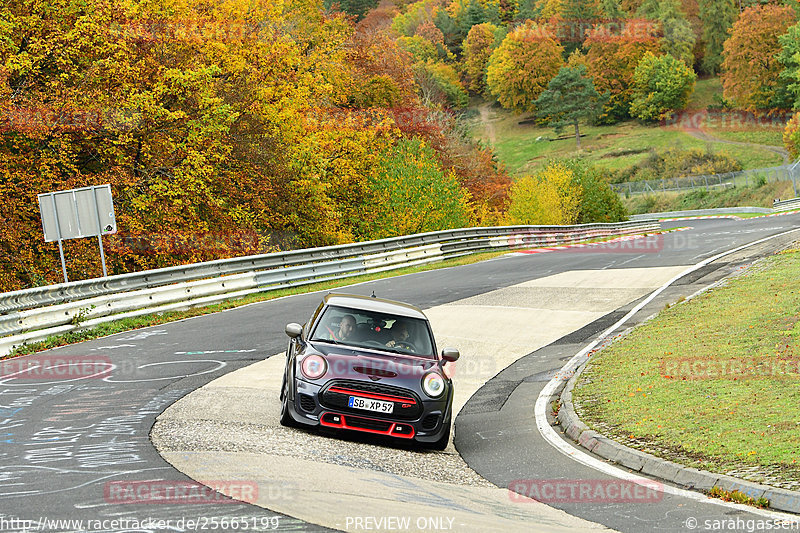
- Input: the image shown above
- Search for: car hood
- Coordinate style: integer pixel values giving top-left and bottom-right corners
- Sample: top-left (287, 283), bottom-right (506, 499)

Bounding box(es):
top-left (310, 342), bottom-right (440, 382)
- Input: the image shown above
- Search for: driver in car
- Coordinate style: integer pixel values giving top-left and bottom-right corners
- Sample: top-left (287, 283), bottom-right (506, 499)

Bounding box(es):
top-left (327, 314), bottom-right (356, 342)
top-left (385, 320), bottom-right (411, 350)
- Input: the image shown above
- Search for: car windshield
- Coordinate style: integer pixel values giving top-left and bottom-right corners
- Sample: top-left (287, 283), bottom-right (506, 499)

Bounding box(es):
top-left (310, 305), bottom-right (435, 358)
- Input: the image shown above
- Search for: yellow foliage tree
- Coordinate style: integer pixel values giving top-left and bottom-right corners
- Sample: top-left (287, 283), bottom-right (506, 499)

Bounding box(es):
top-left (505, 163), bottom-right (581, 225)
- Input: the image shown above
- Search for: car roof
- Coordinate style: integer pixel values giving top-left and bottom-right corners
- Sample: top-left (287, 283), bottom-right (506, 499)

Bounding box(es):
top-left (322, 293), bottom-right (428, 320)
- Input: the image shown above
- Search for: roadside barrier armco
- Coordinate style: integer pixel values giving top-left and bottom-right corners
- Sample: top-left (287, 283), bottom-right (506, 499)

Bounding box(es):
top-left (0, 221), bottom-right (659, 356)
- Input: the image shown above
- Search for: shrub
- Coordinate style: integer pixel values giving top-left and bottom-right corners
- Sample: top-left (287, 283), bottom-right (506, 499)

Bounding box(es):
top-left (613, 148), bottom-right (743, 182)
top-left (506, 163), bottom-right (582, 225)
top-left (506, 160), bottom-right (627, 225)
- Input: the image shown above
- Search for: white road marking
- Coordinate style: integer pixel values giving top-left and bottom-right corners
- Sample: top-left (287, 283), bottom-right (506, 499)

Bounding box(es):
top-left (103, 360), bottom-right (226, 383)
top-left (534, 227), bottom-right (800, 520)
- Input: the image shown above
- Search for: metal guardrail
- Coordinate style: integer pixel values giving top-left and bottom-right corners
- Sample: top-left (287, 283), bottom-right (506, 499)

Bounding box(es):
top-left (628, 196), bottom-right (800, 220)
top-left (0, 221), bottom-right (660, 356)
top-left (773, 197), bottom-right (800, 211)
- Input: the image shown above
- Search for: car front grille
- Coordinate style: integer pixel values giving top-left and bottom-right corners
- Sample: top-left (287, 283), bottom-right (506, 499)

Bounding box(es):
top-left (345, 417), bottom-right (393, 432)
top-left (320, 379), bottom-right (423, 421)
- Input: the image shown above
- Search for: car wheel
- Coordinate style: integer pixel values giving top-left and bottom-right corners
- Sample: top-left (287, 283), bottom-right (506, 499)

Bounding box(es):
top-left (428, 421), bottom-right (451, 451)
top-left (279, 379), bottom-right (299, 428)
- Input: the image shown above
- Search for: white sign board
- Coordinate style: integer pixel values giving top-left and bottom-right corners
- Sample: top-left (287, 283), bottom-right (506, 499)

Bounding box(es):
top-left (38, 185), bottom-right (116, 242)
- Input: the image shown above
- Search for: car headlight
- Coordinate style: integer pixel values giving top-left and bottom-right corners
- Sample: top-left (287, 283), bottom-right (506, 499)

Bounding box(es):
top-left (422, 372), bottom-right (445, 398)
top-left (301, 355), bottom-right (327, 379)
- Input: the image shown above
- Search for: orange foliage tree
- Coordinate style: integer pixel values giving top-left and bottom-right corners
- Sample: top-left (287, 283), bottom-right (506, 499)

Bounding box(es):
top-left (721, 5), bottom-right (796, 112)
top-left (583, 21), bottom-right (660, 122)
top-left (0, 0), bottom-right (396, 290)
top-left (486, 22), bottom-right (564, 113)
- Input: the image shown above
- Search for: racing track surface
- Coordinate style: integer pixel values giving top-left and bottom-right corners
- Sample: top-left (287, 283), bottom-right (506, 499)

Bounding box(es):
top-left (1, 214), bottom-right (799, 532)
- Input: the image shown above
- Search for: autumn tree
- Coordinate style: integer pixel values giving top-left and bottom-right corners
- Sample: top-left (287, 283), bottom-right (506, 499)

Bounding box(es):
top-left (362, 137), bottom-right (472, 238)
top-left (721, 5), bottom-right (796, 112)
top-left (486, 23), bottom-right (564, 112)
top-left (0, 0), bottom-right (406, 289)
top-left (534, 65), bottom-right (605, 148)
top-left (570, 162), bottom-right (627, 223)
top-left (516, 0), bottom-right (542, 20)
top-left (463, 23), bottom-right (505, 94)
top-left (505, 163), bottom-right (582, 225)
top-left (629, 52), bottom-right (696, 121)
top-left (413, 61), bottom-right (469, 107)
top-left (391, 0), bottom-right (440, 36)
top-left (584, 22), bottom-right (660, 122)
top-left (783, 112), bottom-right (800, 159)
top-left (698, 0), bottom-right (736, 75)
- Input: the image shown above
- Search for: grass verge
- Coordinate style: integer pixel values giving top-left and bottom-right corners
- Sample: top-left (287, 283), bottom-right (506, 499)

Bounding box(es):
top-left (573, 246), bottom-right (800, 484)
top-left (2, 250), bottom-right (511, 360)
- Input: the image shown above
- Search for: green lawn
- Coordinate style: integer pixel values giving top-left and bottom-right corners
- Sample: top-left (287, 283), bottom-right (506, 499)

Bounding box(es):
top-left (687, 77), bottom-right (723, 109)
top-left (470, 103), bottom-right (785, 176)
top-left (703, 129), bottom-right (785, 148)
top-left (573, 249), bottom-right (800, 481)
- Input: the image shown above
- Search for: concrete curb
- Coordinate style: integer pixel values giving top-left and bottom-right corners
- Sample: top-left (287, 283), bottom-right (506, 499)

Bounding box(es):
top-left (557, 348), bottom-right (800, 515)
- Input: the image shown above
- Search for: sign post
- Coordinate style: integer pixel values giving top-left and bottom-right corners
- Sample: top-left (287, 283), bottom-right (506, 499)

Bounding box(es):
top-left (38, 185), bottom-right (117, 283)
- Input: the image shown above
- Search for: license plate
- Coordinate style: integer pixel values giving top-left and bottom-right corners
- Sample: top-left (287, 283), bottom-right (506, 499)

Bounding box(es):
top-left (348, 396), bottom-right (394, 413)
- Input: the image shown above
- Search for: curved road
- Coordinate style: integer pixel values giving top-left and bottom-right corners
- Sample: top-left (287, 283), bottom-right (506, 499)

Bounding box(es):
top-left (1, 214), bottom-right (799, 532)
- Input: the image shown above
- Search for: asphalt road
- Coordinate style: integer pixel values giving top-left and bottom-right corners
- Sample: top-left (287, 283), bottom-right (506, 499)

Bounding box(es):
top-left (1, 214), bottom-right (799, 532)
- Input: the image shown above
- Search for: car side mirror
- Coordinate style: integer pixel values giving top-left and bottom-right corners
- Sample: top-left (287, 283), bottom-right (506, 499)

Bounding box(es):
top-left (441, 347), bottom-right (460, 363)
top-left (285, 323), bottom-right (303, 339)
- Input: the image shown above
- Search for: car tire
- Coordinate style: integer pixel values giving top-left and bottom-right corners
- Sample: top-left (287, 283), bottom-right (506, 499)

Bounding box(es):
top-left (428, 421), bottom-right (451, 451)
top-left (279, 379), bottom-right (300, 428)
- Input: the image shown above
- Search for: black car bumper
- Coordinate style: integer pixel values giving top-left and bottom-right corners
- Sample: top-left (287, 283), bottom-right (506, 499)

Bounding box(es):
top-left (285, 378), bottom-right (452, 443)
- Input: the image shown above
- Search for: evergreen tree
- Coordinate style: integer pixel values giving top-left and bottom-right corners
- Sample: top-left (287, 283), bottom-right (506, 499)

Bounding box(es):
top-left (699, 0), bottom-right (737, 75)
top-left (559, 0), bottom-right (604, 55)
top-left (778, 22), bottom-right (800, 109)
top-left (435, 8), bottom-right (466, 56)
top-left (516, 0), bottom-right (543, 20)
top-left (638, 0), bottom-right (695, 67)
top-left (534, 65), bottom-right (605, 148)
top-left (600, 0), bottom-right (623, 19)
top-left (323, 0), bottom-right (380, 20)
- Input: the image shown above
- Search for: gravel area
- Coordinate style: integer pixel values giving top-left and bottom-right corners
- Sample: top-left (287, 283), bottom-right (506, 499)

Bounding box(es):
top-left (151, 387), bottom-right (494, 488)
